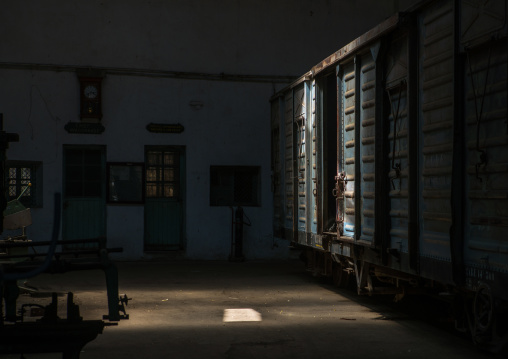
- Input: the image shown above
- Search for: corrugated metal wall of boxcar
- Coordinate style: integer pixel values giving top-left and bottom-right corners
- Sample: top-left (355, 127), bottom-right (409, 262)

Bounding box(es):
top-left (284, 91), bottom-right (294, 236)
top-left (359, 51), bottom-right (377, 244)
top-left (338, 61), bottom-right (357, 240)
top-left (464, 38), bottom-right (508, 276)
top-left (271, 97), bottom-right (284, 238)
top-left (294, 84), bottom-right (307, 238)
top-left (417, 0), bottom-right (454, 262)
top-left (310, 80), bottom-right (318, 235)
top-left (338, 51), bottom-right (378, 245)
top-left (385, 33), bottom-right (410, 255)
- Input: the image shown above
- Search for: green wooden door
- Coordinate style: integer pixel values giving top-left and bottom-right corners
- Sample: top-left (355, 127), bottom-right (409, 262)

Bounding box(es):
top-left (144, 146), bottom-right (185, 250)
top-left (63, 146), bottom-right (106, 249)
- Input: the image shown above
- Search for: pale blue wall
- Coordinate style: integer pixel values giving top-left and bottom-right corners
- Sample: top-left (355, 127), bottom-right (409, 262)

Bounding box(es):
top-left (0, 0), bottom-right (419, 260)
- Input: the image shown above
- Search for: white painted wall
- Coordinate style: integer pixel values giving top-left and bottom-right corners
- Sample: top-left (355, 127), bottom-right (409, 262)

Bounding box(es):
top-left (0, 0), bottom-right (420, 260)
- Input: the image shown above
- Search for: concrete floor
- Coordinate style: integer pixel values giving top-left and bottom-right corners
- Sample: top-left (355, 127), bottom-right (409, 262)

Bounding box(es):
top-left (4, 259), bottom-right (495, 359)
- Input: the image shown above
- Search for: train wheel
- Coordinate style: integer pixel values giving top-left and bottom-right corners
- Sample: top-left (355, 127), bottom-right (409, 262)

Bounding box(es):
top-left (474, 284), bottom-right (494, 334)
top-left (332, 261), bottom-right (349, 288)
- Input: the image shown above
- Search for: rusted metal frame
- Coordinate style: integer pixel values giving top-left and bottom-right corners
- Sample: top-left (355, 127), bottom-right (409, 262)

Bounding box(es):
top-left (354, 55), bottom-right (362, 242)
top-left (450, 0), bottom-right (466, 286)
top-left (407, 14), bottom-right (419, 272)
top-left (289, 72), bottom-right (313, 90)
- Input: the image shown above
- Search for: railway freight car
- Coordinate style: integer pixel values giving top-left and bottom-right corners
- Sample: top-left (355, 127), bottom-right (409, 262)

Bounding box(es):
top-left (270, 0), bottom-right (508, 351)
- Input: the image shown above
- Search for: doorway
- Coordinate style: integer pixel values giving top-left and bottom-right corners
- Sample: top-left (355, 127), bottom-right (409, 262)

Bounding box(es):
top-left (62, 145), bottom-right (106, 249)
top-left (144, 146), bottom-right (185, 250)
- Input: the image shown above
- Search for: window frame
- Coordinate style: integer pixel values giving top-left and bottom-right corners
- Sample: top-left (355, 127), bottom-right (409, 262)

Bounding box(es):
top-left (5, 160), bottom-right (43, 208)
top-left (145, 148), bottom-right (181, 199)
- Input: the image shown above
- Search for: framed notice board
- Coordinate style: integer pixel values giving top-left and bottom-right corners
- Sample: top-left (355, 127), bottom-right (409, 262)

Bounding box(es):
top-left (107, 162), bottom-right (145, 204)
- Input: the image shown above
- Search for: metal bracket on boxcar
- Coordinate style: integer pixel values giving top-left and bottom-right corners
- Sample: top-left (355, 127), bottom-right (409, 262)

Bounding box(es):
top-left (334, 172), bottom-right (348, 196)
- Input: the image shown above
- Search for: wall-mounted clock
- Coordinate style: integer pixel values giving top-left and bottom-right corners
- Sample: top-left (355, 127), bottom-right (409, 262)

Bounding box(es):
top-left (79, 77), bottom-right (102, 121)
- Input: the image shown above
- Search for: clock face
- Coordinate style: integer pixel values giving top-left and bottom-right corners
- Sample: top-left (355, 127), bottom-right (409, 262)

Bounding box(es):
top-left (84, 85), bottom-right (98, 99)
top-left (79, 77), bottom-right (102, 119)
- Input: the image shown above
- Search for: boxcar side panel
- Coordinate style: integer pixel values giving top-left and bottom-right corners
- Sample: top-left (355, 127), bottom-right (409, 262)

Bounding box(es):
top-left (418, 0), bottom-right (454, 263)
top-left (464, 38), bottom-right (508, 290)
top-left (359, 51), bottom-right (377, 245)
top-left (385, 32), bottom-right (410, 255)
top-left (284, 91), bottom-right (294, 237)
top-left (310, 80), bottom-right (319, 235)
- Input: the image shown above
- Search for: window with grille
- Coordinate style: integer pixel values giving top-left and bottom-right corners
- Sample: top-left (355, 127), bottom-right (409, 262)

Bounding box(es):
top-left (146, 149), bottom-right (180, 198)
top-left (210, 166), bottom-right (260, 206)
top-left (6, 161), bottom-right (43, 207)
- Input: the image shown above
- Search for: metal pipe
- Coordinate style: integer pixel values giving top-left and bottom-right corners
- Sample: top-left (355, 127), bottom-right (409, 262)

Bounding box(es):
top-left (0, 248), bottom-right (122, 260)
top-left (0, 62), bottom-right (296, 84)
top-left (0, 237), bottom-right (106, 248)
top-left (0, 238), bottom-right (103, 248)
top-left (16, 183), bottom-right (31, 200)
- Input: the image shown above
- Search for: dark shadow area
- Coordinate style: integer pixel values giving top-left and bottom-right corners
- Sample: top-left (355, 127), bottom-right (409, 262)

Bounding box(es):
top-left (10, 260), bottom-right (499, 359)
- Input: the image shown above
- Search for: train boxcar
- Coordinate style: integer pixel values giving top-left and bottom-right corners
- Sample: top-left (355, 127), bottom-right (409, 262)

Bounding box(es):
top-left (270, 0), bottom-right (508, 351)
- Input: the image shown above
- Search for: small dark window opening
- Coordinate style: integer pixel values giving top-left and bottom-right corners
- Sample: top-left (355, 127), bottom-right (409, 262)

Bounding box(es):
top-left (6, 161), bottom-right (43, 207)
top-left (210, 166), bottom-right (260, 207)
top-left (64, 148), bottom-right (104, 198)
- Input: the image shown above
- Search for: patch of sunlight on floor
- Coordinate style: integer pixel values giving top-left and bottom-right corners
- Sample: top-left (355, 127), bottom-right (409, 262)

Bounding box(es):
top-left (223, 308), bottom-right (262, 322)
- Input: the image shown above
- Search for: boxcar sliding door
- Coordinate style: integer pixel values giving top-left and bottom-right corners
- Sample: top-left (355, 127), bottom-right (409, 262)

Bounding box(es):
top-left (337, 49), bottom-right (378, 245)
